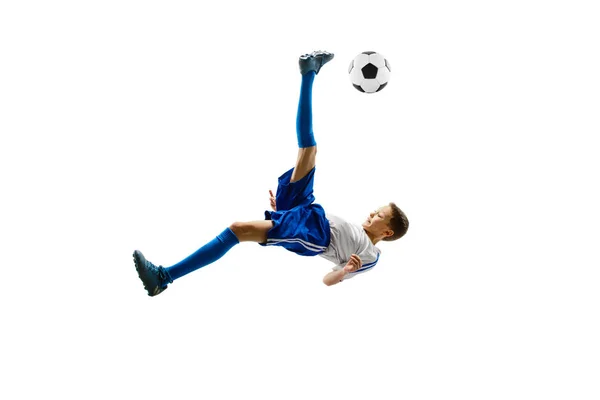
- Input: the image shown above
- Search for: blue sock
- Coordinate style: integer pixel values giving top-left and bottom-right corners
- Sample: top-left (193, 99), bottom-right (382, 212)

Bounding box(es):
top-left (165, 227), bottom-right (240, 281)
top-left (296, 71), bottom-right (316, 148)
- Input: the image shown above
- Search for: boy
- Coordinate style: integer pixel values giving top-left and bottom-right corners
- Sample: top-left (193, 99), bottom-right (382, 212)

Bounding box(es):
top-left (133, 50), bottom-right (409, 296)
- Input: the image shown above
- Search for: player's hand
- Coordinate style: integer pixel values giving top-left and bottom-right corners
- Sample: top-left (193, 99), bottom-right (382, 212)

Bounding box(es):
top-left (343, 254), bottom-right (362, 273)
top-left (269, 189), bottom-right (277, 211)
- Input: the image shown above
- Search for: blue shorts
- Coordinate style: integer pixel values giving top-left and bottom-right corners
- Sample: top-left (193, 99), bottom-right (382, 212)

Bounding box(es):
top-left (260, 167), bottom-right (331, 256)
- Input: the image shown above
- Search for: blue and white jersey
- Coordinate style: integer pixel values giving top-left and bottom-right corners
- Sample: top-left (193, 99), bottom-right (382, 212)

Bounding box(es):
top-left (319, 213), bottom-right (381, 280)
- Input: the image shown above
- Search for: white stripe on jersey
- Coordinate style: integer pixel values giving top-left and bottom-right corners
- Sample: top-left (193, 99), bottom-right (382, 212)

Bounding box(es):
top-left (266, 238), bottom-right (328, 252)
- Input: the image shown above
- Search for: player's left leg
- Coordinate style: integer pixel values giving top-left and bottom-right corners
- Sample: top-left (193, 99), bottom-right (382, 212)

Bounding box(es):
top-left (290, 51), bottom-right (334, 183)
top-left (229, 220), bottom-right (273, 243)
top-left (133, 221), bottom-right (273, 296)
top-left (163, 220), bottom-right (272, 278)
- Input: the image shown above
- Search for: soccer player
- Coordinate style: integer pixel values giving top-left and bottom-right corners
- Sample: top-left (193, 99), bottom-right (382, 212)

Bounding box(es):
top-left (133, 50), bottom-right (409, 296)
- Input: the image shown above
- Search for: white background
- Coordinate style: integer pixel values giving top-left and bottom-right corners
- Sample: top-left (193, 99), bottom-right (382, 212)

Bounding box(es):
top-left (1, 1), bottom-right (599, 399)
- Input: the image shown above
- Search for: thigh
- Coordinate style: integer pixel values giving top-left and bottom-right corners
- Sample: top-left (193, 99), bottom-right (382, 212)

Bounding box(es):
top-left (290, 146), bottom-right (317, 183)
top-left (229, 220), bottom-right (274, 243)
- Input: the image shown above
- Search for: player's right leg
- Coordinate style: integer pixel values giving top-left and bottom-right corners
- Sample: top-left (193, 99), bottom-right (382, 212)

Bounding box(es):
top-left (290, 146), bottom-right (317, 183)
top-left (290, 51), bottom-right (333, 183)
top-left (133, 221), bottom-right (273, 296)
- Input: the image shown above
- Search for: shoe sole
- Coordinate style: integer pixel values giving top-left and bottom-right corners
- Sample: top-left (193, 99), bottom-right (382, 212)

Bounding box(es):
top-left (300, 50), bottom-right (334, 59)
top-left (299, 51), bottom-right (335, 75)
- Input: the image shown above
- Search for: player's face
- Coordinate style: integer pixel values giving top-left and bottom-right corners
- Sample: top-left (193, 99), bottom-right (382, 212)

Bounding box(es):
top-left (363, 205), bottom-right (391, 232)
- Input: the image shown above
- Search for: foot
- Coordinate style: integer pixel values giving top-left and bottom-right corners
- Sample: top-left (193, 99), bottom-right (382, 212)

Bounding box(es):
top-left (133, 250), bottom-right (173, 297)
top-left (299, 50), bottom-right (334, 75)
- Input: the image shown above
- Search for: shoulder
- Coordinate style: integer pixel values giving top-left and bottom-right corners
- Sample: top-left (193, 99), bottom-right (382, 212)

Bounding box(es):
top-left (358, 239), bottom-right (381, 264)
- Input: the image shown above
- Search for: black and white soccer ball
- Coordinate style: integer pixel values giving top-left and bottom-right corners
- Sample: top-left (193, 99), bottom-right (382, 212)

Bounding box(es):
top-left (348, 51), bottom-right (391, 93)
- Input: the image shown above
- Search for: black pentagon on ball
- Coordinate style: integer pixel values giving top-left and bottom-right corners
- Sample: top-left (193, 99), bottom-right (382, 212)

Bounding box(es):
top-left (385, 58), bottom-right (391, 71)
top-left (353, 84), bottom-right (365, 93)
top-left (376, 82), bottom-right (388, 92)
top-left (361, 63), bottom-right (378, 79)
top-left (362, 51), bottom-right (376, 55)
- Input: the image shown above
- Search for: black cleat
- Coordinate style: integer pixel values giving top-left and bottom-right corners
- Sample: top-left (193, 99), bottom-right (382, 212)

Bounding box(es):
top-left (133, 250), bottom-right (173, 297)
top-left (299, 50), bottom-right (334, 75)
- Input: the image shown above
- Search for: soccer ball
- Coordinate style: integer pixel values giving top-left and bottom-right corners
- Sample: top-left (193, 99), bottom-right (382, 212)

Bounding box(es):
top-left (348, 51), bottom-right (391, 93)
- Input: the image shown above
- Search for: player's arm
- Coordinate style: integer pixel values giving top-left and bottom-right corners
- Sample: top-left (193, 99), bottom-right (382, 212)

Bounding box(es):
top-left (323, 269), bottom-right (347, 286)
top-left (323, 254), bottom-right (362, 286)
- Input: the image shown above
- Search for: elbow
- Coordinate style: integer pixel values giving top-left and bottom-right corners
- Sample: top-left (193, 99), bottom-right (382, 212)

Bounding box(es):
top-left (323, 270), bottom-right (345, 286)
top-left (323, 278), bottom-right (340, 286)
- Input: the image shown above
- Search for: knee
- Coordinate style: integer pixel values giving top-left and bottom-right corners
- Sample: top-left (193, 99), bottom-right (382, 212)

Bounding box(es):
top-left (229, 221), bottom-right (248, 237)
